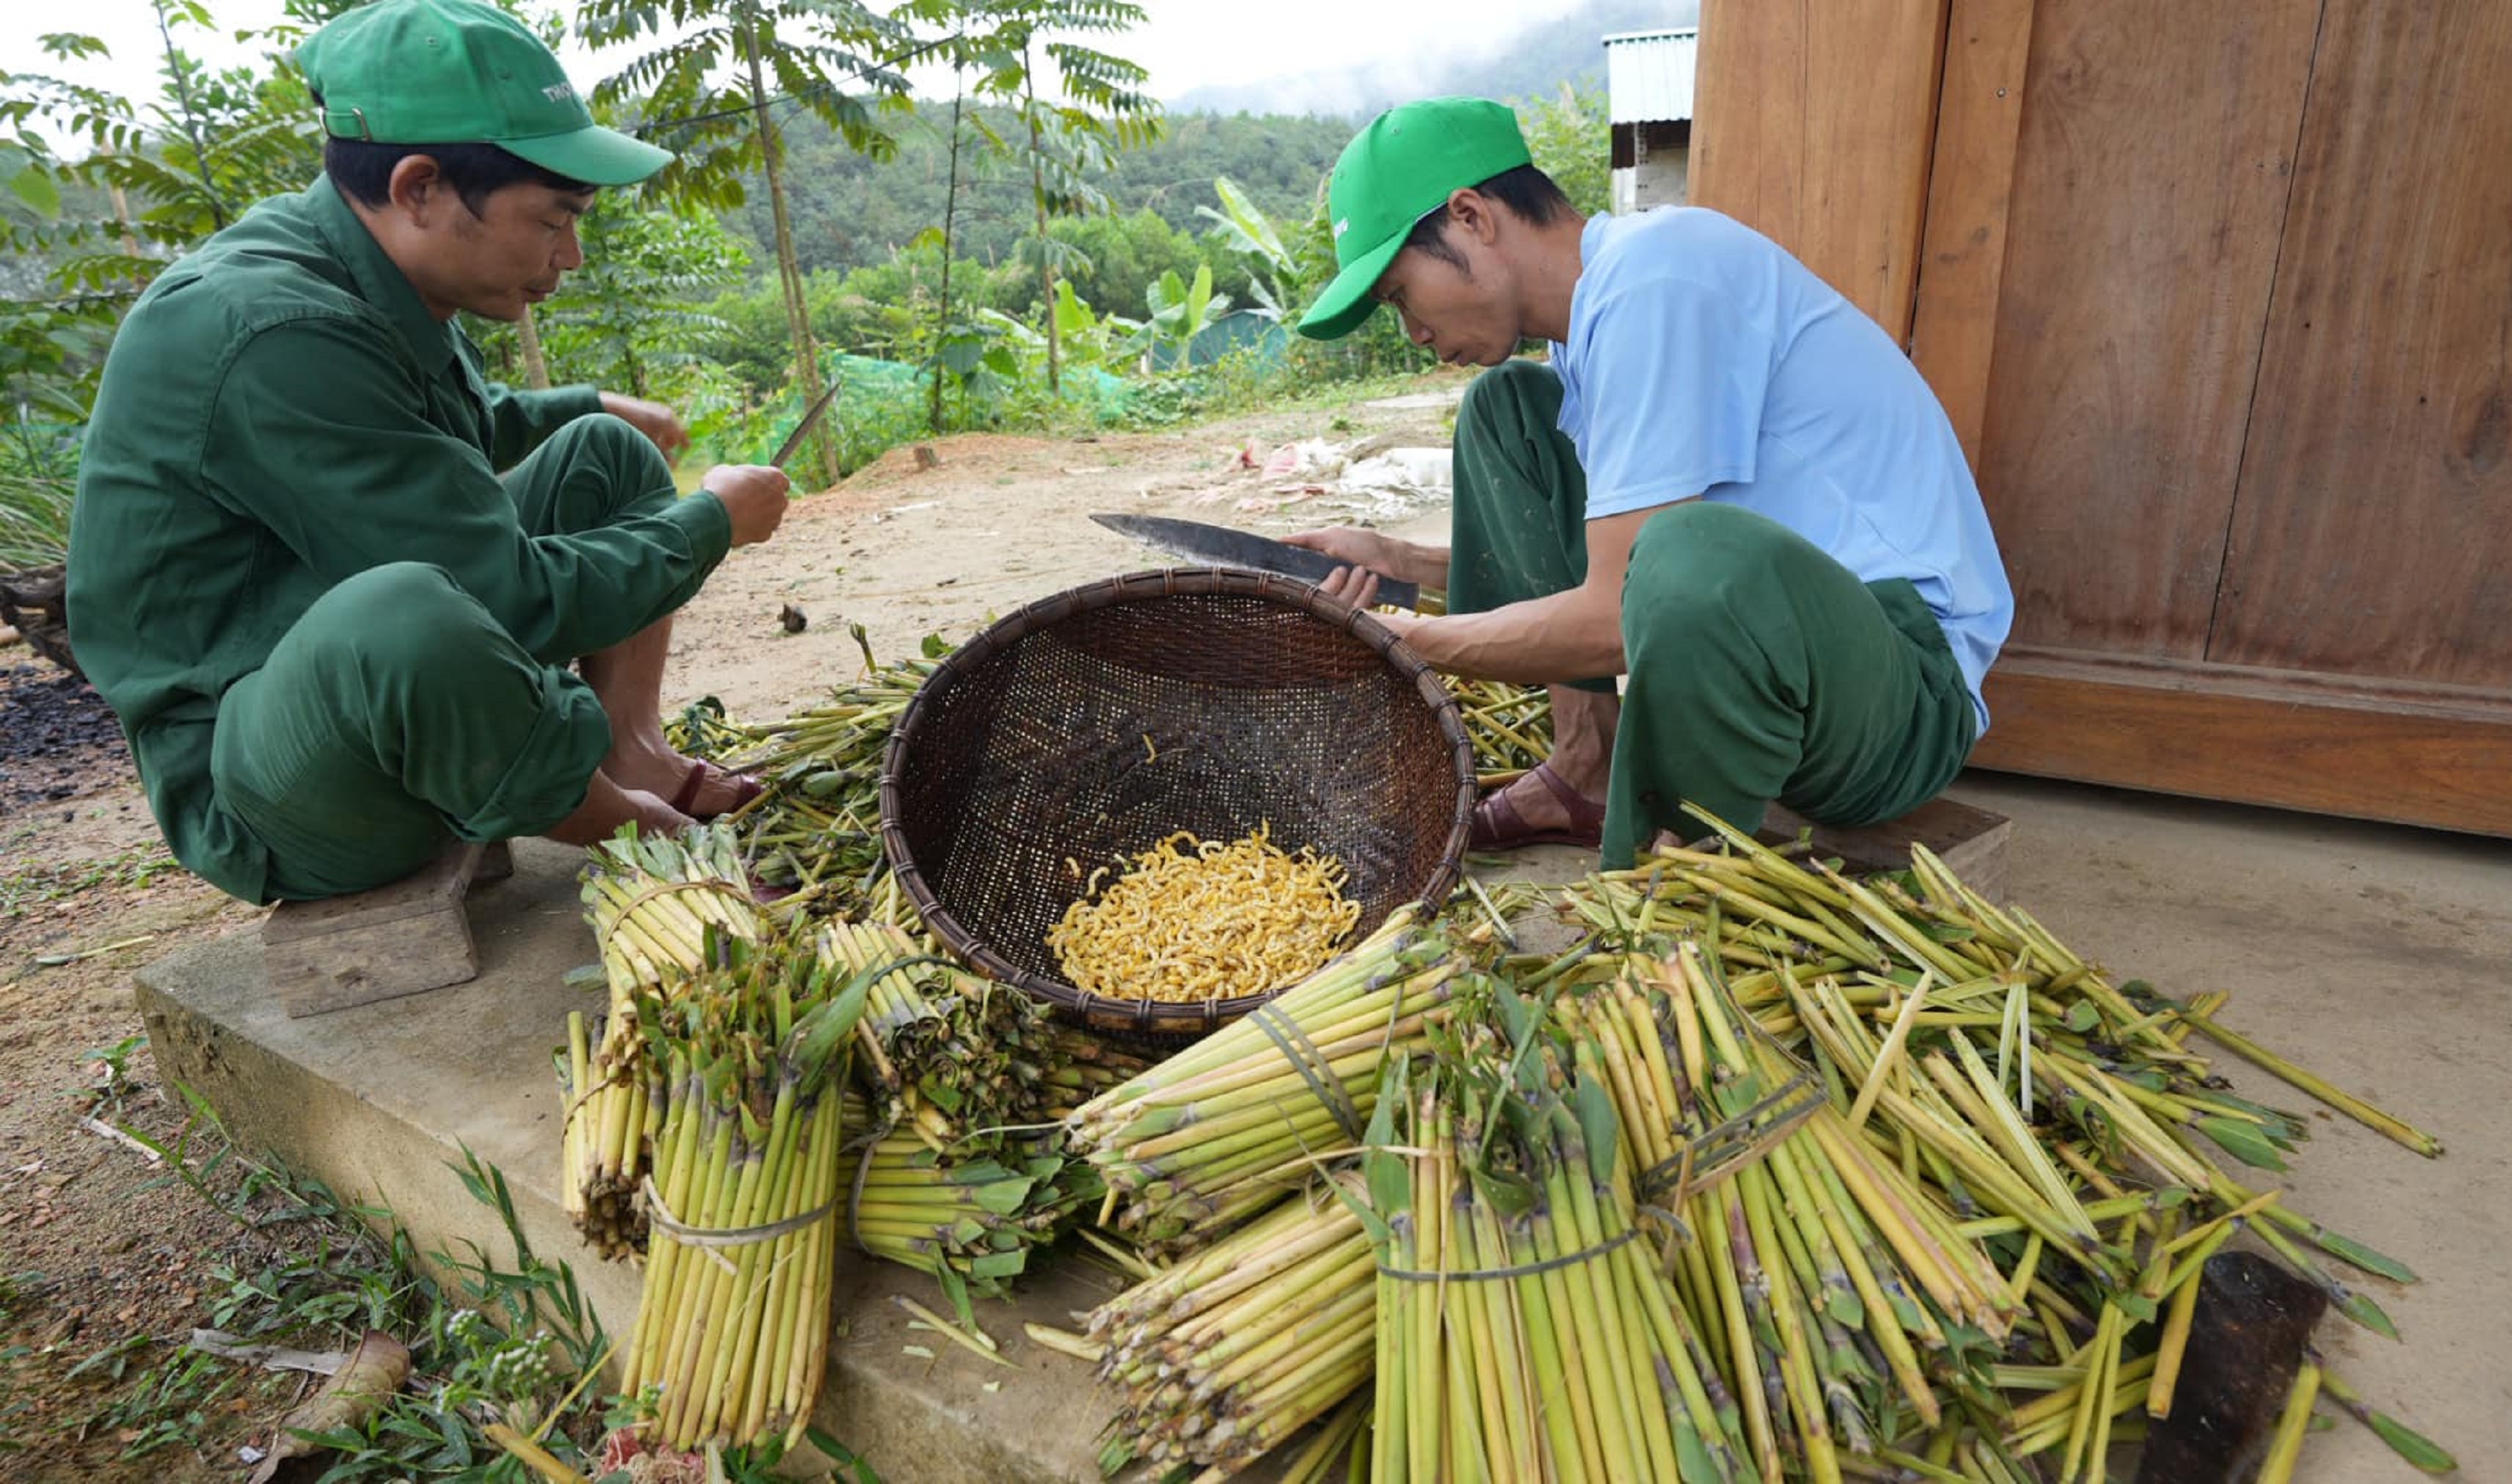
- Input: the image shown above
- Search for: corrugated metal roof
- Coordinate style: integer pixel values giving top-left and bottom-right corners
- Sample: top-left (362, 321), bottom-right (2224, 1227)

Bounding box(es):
top-left (1604, 28), bottom-right (1699, 125)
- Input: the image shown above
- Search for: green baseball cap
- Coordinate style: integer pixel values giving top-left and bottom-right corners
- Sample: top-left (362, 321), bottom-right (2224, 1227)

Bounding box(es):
top-left (296, 0), bottom-right (670, 188)
top-left (1295, 97), bottom-right (1532, 341)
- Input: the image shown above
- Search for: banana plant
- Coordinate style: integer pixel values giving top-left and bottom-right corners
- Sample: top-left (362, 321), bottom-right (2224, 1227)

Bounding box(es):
top-left (1143, 264), bottom-right (1230, 371)
top-left (1196, 175), bottom-right (1300, 321)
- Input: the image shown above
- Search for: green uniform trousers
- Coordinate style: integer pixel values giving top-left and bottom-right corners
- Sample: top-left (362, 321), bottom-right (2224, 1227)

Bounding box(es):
top-left (1450, 360), bottom-right (1980, 868)
top-left (207, 416), bottom-right (670, 900)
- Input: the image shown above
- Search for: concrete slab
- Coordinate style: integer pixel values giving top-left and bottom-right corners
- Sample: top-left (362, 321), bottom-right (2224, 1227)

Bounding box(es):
top-left (133, 776), bottom-right (2512, 1482)
top-left (135, 838), bottom-right (1132, 1482)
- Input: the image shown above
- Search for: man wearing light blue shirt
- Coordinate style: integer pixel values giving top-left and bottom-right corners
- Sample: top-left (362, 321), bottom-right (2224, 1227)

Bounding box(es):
top-left (1290, 97), bottom-right (2013, 867)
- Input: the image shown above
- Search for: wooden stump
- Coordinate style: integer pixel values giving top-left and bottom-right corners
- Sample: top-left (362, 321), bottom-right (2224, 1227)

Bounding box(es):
top-left (263, 840), bottom-right (512, 1017)
top-left (1763, 795), bottom-right (2015, 904)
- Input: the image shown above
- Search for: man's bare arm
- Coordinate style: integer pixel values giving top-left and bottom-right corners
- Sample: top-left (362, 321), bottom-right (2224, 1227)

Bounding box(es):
top-left (1314, 503), bottom-right (1677, 682)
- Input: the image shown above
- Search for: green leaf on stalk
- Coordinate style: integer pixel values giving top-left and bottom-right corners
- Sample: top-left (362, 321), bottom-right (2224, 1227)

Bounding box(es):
top-left (2197, 1116), bottom-right (2289, 1171)
top-left (2365, 1412), bottom-right (2458, 1472)
top-left (1827, 1289), bottom-right (1867, 1328)
top-left (1361, 1061), bottom-right (1411, 1230)
top-left (2116, 1294), bottom-right (2158, 1324)
top-left (2309, 1227), bottom-right (2417, 1285)
top-left (2065, 1001), bottom-right (2102, 1033)
top-left (1573, 1074), bottom-right (1621, 1187)
top-left (969, 1251), bottom-right (1028, 1280)
top-left (1322, 1173), bottom-right (1391, 1247)
top-left (1674, 1423), bottom-right (1717, 1479)
top-left (2337, 1289), bottom-right (2401, 1341)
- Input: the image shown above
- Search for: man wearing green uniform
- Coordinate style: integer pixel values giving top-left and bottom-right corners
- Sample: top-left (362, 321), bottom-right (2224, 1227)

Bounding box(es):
top-left (68, 0), bottom-right (792, 905)
top-left (1289, 99), bottom-right (2015, 868)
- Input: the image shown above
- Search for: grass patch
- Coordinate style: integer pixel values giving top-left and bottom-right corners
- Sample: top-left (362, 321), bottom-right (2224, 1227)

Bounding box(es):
top-left (29, 1087), bottom-right (882, 1481)
top-left (0, 847), bottom-right (184, 917)
top-left (0, 421), bottom-right (78, 574)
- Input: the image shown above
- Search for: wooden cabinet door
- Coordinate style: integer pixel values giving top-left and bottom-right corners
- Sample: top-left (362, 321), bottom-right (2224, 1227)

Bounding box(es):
top-left (2206, 3), bottom-right (2512, 694)
top-left (1967, 0), bottom-right (2321, 662)
top-left (1698, 0), bottom-right (2512, 833)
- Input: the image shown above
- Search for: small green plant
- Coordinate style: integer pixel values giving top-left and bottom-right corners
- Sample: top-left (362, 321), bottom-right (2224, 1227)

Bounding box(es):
top-left (72, 1033), bottom-right (147, 1117)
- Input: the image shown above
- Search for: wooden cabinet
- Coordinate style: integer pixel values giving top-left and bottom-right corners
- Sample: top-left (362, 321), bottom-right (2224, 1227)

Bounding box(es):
top-left (1689, 0), bottom-right (2512, 835)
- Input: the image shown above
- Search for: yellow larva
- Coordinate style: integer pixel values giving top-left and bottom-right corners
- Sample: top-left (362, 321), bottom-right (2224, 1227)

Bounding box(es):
top-left (1046, 823), bottom-right (1360, 1003)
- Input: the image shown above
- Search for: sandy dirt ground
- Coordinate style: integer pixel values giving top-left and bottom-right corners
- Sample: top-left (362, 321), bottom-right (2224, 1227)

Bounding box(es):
top-left (659, 381), bottom-right (1471, 720)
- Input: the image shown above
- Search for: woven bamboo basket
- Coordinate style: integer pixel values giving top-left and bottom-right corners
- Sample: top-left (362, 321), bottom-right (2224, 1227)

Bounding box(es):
top-left (879, 568), bottom-right (1476, 1036)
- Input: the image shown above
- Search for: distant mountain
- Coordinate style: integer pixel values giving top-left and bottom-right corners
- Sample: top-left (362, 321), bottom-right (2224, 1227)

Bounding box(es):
top-left (1171, 0), bottom-right (1697, 118)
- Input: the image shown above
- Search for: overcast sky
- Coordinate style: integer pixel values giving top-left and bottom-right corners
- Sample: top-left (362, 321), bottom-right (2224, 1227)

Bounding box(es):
top-left (2, 0), bottom-right (1561, 139)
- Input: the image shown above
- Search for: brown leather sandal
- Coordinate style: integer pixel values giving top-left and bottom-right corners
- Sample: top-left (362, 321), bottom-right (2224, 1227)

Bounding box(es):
top-left (669, 760), bottom-right (766, 820)
top-left (1469, 760), bottom-right (1608, 850)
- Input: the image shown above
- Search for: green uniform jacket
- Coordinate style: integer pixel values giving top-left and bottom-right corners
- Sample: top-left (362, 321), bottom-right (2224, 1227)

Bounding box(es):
top-left (68, 176), bottom-right (732, 903)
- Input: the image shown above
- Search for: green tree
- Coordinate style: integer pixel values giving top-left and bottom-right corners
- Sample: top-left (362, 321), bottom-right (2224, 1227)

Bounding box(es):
top-left (1516, 83), bottom-right (1610, 217)
top-left (1036, 209), bottom-right (1202, 322)
top-left (528, 198), bottom-right (749, 396)
top-left (578, 0), bottom-right (912, 486)
top-left (962, 0), bottom-right (1160, 393)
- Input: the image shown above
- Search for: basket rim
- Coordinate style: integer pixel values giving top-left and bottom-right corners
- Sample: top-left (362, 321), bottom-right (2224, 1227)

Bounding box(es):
top-left (875, 565), bottom-right (1479, 1033)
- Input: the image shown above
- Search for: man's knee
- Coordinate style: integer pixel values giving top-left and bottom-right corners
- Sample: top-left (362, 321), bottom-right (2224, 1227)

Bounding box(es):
top-left (1458, 358), bottom-right (1562, 440)
top-left (544, 412), bottom-right (672, 486)
top-left (1624, 502), bottom-right (1803, 633)
top-left (514, 413), bottom-right (675, 535)
top-left (302, 563), bottom-right (518, 699)
top-left (317, 561), bottom-right (475, 633)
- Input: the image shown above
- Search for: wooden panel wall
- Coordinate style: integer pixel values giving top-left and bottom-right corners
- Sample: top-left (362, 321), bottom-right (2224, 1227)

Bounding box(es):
top-left (1905, 0), bottom-right (2034, 468)
top-left (1970, 0), bottom-right (2322, 661)
top-left (1689, 0), bottom-right (1949, 342)
top-left (2208, 2), bottom-right (2512, 689)
top-left (1977, 650), bottom-right (2512, 835)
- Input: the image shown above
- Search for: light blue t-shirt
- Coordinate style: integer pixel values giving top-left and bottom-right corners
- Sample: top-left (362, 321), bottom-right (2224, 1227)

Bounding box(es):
top-left (1551, 207), bottom-right (2014, 730)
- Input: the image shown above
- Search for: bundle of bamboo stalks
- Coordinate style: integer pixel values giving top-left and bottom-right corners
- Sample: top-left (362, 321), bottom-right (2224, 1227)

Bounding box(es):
top-left (841, 1119), bottom-right (1100, 1317)
top-left (667, 623), bottom-right (938, 916)
top-left (1516, 812), bottom-right (2454, 1478)
top-left (560, 826), bottom-right (762, 1257)
top-left (1065, 908), bottom-right (1466, 1255)
top-left (619, 928), bottom-right (871, 1451)
top-left (1363, 1029), bottom-right (1751, 1481)
top-left (1443, 676), bottom-right (1554, 784)
top-left (1089, 1175), bottom-right (1378, 1479)
top-left (823, 919), bottom-right (1145, 1156)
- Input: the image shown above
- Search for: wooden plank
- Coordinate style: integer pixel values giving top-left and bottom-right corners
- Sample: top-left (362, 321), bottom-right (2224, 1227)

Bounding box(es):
top-left (265, 840), bottom-right (489, 1016)
top-left (1690, 0), bottom-right (1949, 341)
top-left (1906, 0), bottom-right (2036, 468)
top-left (1768, 795), bottom-right (2016, 903)
top-left (1689, 0), bottom-right (1805, 256)
top-left (1970, 648), bottom-right (2512, 836)
top-left (1972, 0), bottom-right (2321, 660)
top-left (2207, 2), bottom-right (2512, 690)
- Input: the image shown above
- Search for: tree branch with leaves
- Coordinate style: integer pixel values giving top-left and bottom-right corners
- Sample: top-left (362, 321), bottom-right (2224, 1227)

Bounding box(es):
top-left (578, 0), bottom-right (913, 486)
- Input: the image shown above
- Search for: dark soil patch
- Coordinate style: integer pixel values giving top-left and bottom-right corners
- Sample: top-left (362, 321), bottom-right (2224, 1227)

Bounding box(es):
top-left (0, 661), bottom-right (131, 810)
